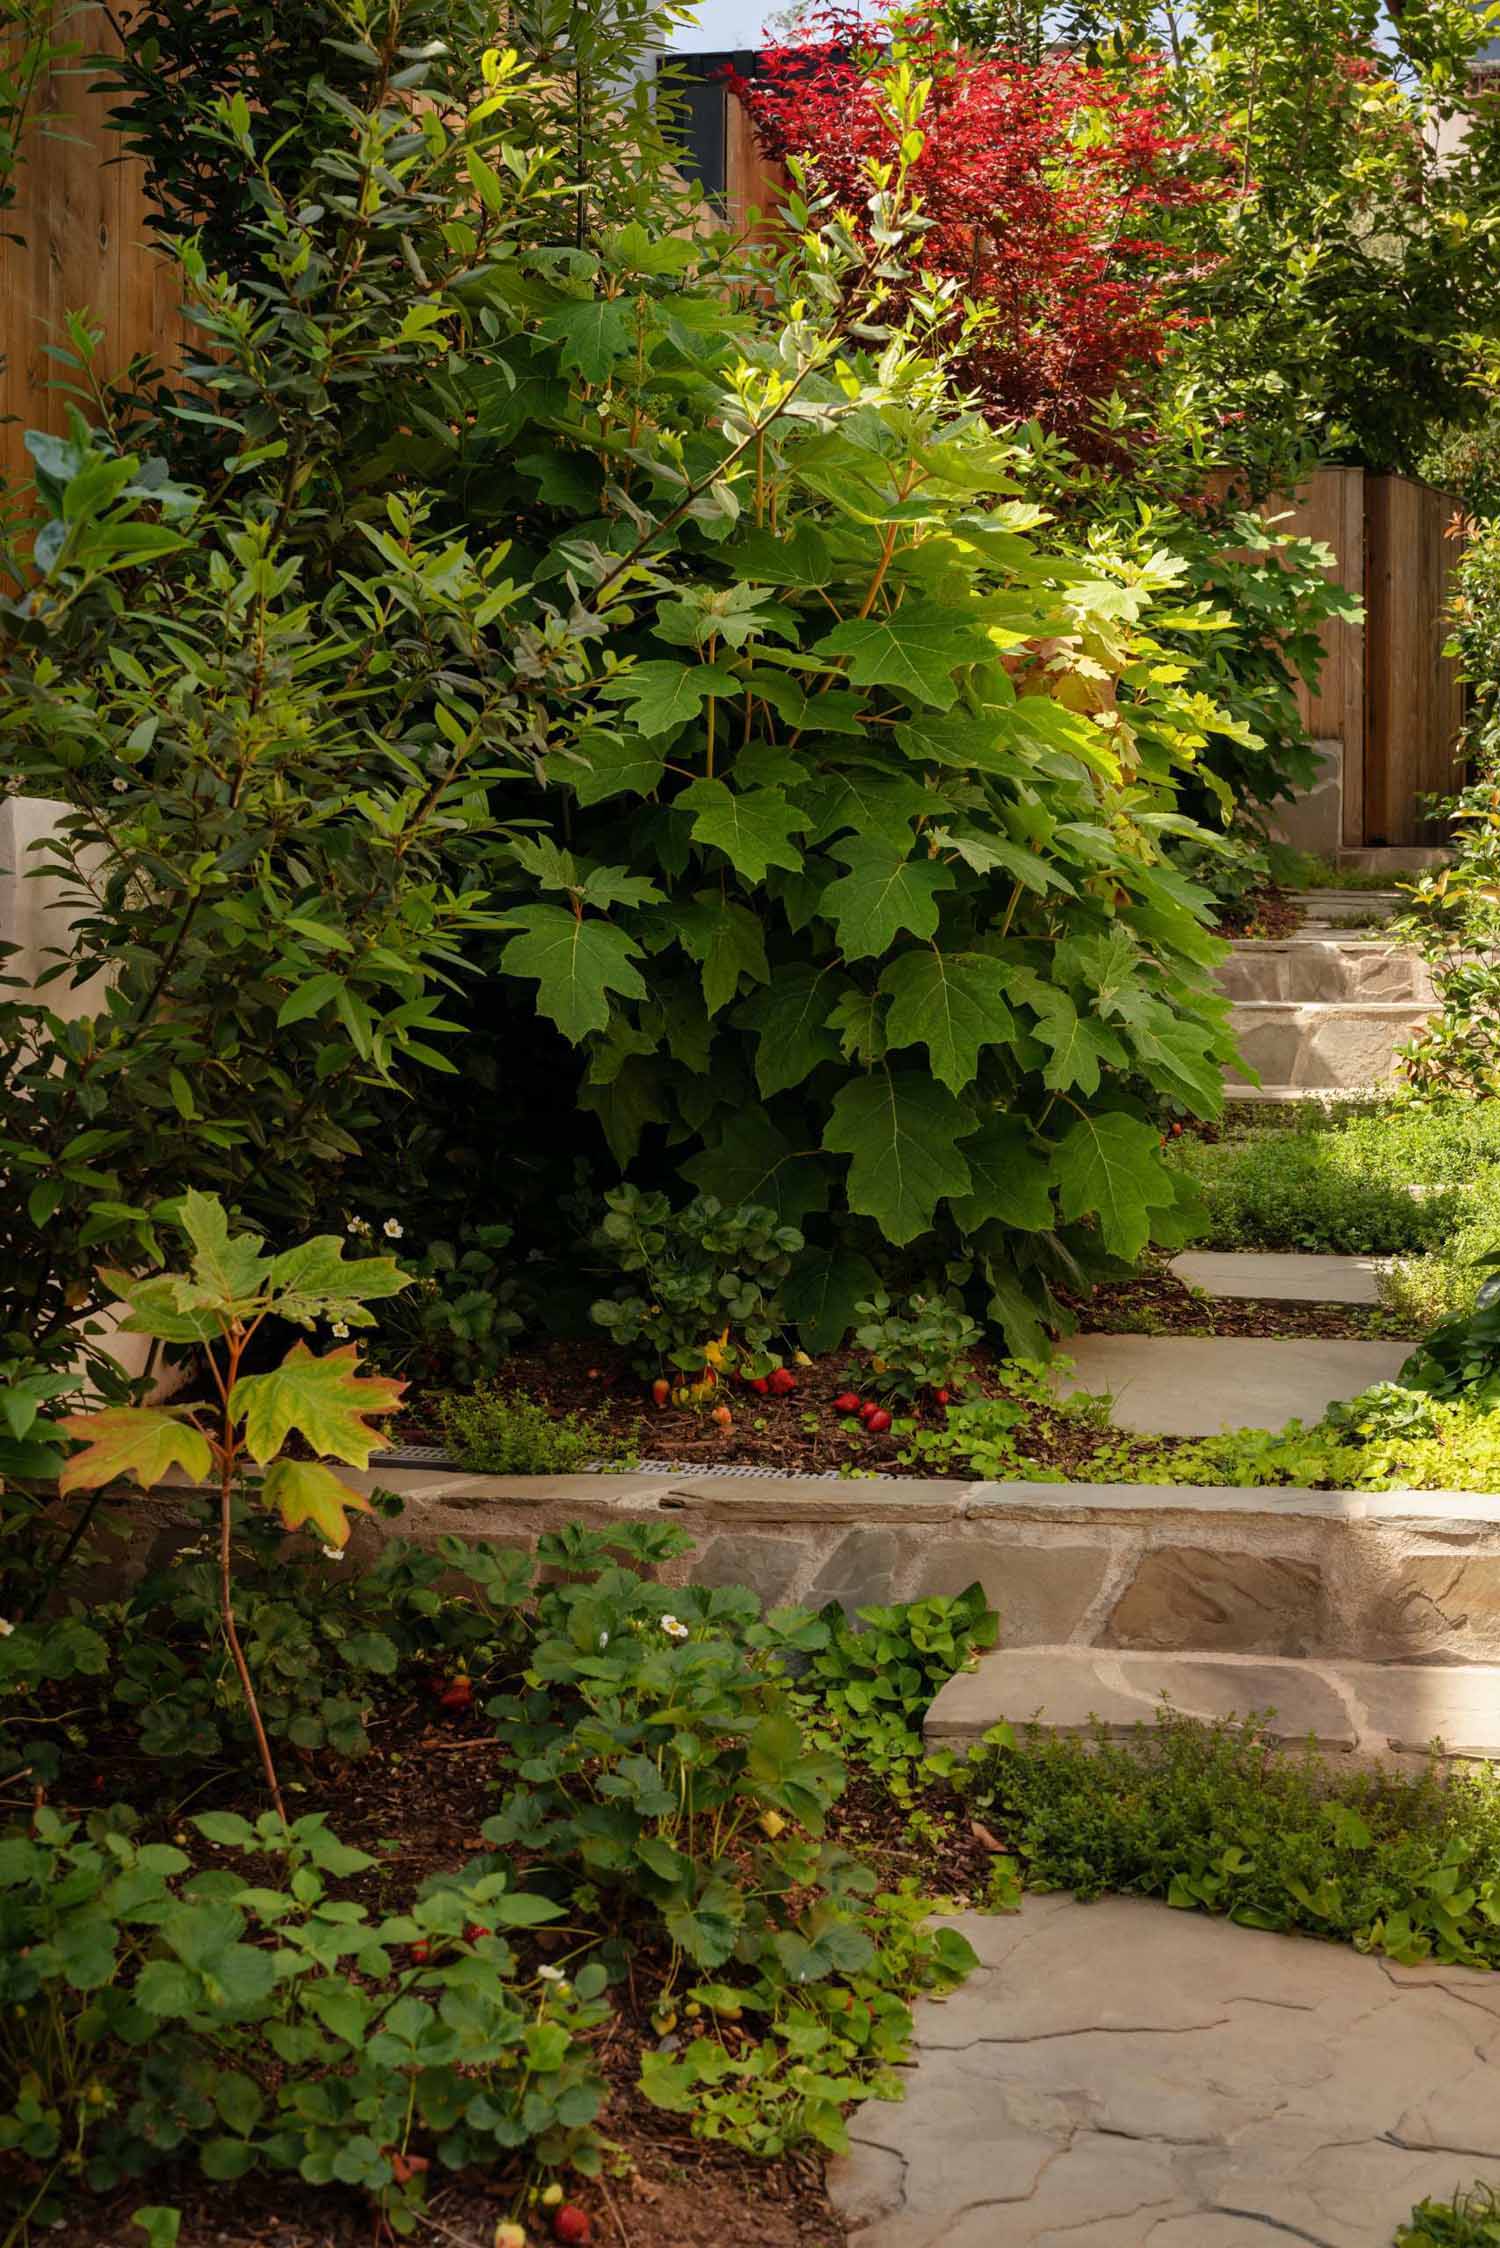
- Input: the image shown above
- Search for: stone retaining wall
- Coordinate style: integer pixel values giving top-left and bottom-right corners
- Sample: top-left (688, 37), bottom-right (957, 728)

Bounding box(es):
top-left (330, 1465), bottom-right (1500, 1666)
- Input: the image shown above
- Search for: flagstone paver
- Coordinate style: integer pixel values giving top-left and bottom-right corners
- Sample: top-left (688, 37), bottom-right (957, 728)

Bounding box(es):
top-left (1170, 1250), bottom-right (1386, 1305)
top-left (1057, 1335), bottom-right (1411, 1434)
top-left (830, 1895), bottom-right (1500, 2248)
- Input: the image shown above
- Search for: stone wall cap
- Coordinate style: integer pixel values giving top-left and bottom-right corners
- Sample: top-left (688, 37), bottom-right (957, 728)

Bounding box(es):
top-left (962, 1481), bottom-right (1500, 1526)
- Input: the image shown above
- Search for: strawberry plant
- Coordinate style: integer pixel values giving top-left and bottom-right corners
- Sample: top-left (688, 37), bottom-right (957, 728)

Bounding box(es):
top-left (52, 1191), bottom-right (410, 1820)
top-left (588, 1188), bottom-right (804, 1381)
top-left (851, 1290), bottom-right (983, 1402)
top-left (762, 1584), bottom-right (998, 1783)
top-left (0, 1803), bottom-right (606, 2234)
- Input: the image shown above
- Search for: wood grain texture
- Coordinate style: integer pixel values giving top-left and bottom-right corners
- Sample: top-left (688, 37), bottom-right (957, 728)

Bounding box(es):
top-left (1364, 475), bottom-right (1465, 846)
top-left (0, 5), bottom-right (187, 493)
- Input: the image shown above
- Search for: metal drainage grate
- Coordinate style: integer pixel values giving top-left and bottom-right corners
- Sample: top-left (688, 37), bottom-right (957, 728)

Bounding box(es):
top-left (370, 1446), bottom-right (860, 1483)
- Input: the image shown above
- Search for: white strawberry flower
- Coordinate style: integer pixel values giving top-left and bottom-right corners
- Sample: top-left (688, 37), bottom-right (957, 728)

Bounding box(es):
top-left (321, 1544), bottom-right (346, 1563)
top-left (383, 1218), bottom-right (404, 1240)
top-left (660, 1615), bottom-right (689, 1640)
top-left (537, 1963), bottom-right (567, 1983)
top-left (330, 1321), bottom-right (350, 1339)
top-left (0, 1617), bottom-right (12, 1637)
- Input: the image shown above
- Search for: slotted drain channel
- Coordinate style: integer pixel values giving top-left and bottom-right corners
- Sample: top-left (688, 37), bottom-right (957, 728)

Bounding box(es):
top-left (370, 1445), bottom-right (855, 1483)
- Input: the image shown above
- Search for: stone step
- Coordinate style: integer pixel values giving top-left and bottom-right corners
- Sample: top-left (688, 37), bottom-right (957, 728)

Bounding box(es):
top-left (1337, 846), bottom-right (1451, 875)
top-left (1217, 936), bottom-right (1434, 1004)
top-left (1169, 1250), bottom-right (1385, 1305)
top-left (1057, 1333), bottom-right (1411, 1434)
top-left (1228, 997), bottom-right (1431, 1089)
top-left (926, 1646), bottom-right (1500, 1759)
top-left (1287, 887), bottom-right (1404, 926)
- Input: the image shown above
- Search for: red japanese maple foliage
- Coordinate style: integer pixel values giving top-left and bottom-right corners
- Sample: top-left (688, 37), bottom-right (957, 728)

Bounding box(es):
top-left (731, 5), bottom-right (1230, 448)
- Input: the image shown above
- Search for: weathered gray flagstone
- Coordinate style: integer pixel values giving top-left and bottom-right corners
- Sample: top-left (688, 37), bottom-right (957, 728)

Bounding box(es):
top-left (925, 1646), bottom-right (1500, 1760)
top-left (1170, 1249), bottom-right (1385, 1304)
top-left (1056, 1334), bottom-right (1411, 1434)
top-left (830, 1895), bottom-right (1500, 2247)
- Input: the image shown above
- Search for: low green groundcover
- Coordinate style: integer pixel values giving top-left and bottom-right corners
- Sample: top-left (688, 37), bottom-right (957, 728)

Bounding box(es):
top-left (906, 1363), bottom-right (1500, 1492)
top-left (1169, 1102), bottom-right (1500, 1258)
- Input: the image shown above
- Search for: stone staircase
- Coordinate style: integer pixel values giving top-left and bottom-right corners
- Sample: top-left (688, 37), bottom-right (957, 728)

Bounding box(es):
top-left (1222, 908), bottom-right (1436, 1098)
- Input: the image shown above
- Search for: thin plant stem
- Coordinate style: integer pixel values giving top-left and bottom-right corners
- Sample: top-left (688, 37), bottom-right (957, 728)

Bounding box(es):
top-left (215, 1326), bottom-right (287, 1828)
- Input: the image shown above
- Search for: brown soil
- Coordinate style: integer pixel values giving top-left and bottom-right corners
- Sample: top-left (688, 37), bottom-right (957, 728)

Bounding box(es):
top-left (394, 1262), bottom-right (1413, 1481)
top-left (1064, 1262), bottom-right (1418, 1343)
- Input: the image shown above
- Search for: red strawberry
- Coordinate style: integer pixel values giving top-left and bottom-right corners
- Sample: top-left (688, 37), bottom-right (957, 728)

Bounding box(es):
top-left (711, 1403), bottom-right (733, 1430)
top-left (833, 1392), bottom-right (861, 1414)
top-left (465, 1922), bottom-right (492, 1943)
top-left (749, 1375), bottom-right (770, 1394)
top-left (651, 1378), bottom-right (670, 1407)
top-left (439, 1676), bottom-right (473, 1713)
top-left (553, 2208), bottom-right (592, 2246)
top-left (934, 1388), bottom-right (951, 1407)
top-left (767, 1367), bottom-right (797, 1395)
top-left (409, 1940), bottom-right (432, 1965)
top-left (866, 1408), bottom-right (892, 1434)
top-left (858, 1400), bottom-right (879, 1422)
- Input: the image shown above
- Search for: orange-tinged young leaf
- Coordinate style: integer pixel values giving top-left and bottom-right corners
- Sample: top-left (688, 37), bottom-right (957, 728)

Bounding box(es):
top-left (56, 1407), bottom-right (214, 1494)
top-left (230, 1342), bottom-right (405, 1467)
top-left (260, 1458), bottom-right (373, 1549)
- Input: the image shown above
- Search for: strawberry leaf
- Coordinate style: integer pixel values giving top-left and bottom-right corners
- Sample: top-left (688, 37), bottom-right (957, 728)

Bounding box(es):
top-left (230, 1343), bottom-right (405, 1468)
top-left (57, 1408), bottom-right (213, 1494)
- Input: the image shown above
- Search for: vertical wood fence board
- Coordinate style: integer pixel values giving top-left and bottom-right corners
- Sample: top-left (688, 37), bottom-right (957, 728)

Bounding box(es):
top-left (1364, 475), bottom-right (1465, 847)
top-left (1, 7), bottom-right (186, 493)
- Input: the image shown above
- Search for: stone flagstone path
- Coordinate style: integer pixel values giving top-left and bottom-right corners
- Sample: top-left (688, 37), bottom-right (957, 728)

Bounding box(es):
top-left (830, 1894), bottom-right (1500, 2247)
top-left (1057, 1335), bottom-right (1412, 1435)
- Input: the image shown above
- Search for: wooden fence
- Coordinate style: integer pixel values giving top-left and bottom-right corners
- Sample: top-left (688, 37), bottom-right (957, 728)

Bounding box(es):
top-left (0, 7), bottom-right (188, 494)
top-left (0, 35), bottom-right (1468, 849)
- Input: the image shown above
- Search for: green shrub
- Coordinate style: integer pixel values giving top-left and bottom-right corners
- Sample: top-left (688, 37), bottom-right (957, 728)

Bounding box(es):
top-left (964, 1710), bottom-right (1500, 1967)
top-left (1399, 2185), bottom-right (1500, 2246)
top-left (44, 4), bottom-right (1251, 1369)
top-left (431, 1390), bottom-right (621, 1475)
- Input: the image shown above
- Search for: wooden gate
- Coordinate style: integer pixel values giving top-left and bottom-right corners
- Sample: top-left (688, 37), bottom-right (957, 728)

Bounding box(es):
top-left (1362, 474), bottom-right (1466, 847)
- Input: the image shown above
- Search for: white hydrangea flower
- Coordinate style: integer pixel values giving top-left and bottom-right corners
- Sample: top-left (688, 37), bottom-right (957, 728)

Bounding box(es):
top-left (598, 1631), bottom-right (609, 1650)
